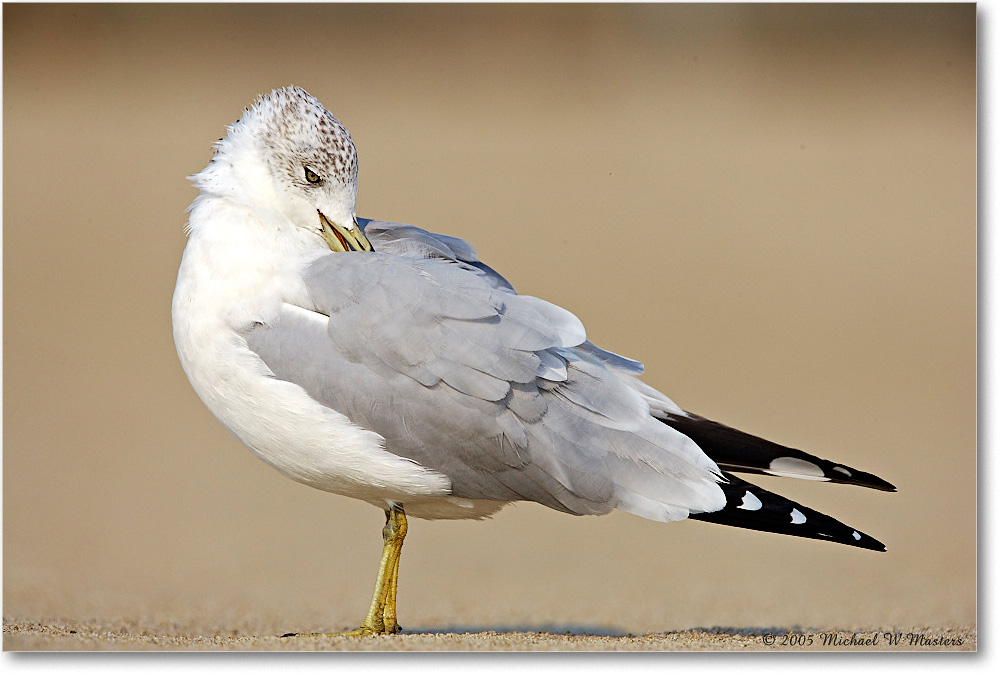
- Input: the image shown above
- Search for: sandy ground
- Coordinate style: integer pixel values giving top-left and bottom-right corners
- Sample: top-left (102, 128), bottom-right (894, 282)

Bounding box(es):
top-left (3, 4), bottom-right (977, 653)
top-left (2, 620), bottom-right (976, 652)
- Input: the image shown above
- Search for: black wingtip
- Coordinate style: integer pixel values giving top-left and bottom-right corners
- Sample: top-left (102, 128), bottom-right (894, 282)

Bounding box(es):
top-left (659, 412), bottom-right (896, 492)
top-left (849, 529), bottom-right (889, 553)
top-left (878, 479), bottom-right (898, 493)
top-left (836, 469), bottom-right (896, 493)
top-left (689, 473), bottom-right (889, 552)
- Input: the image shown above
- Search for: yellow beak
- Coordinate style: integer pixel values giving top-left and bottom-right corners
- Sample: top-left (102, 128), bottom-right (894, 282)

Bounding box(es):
top-left (319, 212), bottom-right (373, 252)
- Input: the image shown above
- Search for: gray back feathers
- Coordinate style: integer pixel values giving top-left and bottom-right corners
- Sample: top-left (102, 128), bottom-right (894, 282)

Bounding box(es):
top-left (242, 221), bottom-right (724, 520)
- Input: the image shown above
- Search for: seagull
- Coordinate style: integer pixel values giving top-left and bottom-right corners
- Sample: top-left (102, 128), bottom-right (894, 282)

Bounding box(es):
top-left (172, 86), bottom-right (895, 637)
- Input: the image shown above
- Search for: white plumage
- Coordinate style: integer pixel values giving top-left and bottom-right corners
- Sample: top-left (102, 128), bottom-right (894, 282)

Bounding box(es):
top-left (173, 86), bottom-right (727, 522)
top-left (172, 86), bottom-right (893, 636)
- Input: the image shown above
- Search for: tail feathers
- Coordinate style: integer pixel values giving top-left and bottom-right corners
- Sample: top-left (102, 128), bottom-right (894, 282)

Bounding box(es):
top-left (659, 412), bottom-right (896, 492)
top-left (689, 473), bottom-right (887, 551)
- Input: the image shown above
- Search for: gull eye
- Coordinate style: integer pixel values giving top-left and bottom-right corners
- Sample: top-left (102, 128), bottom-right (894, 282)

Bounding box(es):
top-left (304, 167), bottom-right (322, 184)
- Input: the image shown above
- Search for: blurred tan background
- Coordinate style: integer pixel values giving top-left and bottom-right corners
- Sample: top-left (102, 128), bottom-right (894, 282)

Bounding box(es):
top-left (3, 3), bottom-right (975, 644)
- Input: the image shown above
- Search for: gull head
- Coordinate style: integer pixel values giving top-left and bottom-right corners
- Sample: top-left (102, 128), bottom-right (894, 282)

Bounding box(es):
top-left (192, 85), bottom-right (372, 252)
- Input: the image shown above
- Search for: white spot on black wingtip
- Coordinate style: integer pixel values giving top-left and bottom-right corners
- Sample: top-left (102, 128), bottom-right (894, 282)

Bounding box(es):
top-left (737, 491), bottom-right (763, 511)
top-left (833, 466), bottom-right (853, 477)
top-left (818, 532), bottom-right (833, 538)
top-left (790, 508), bottom-right (807, 524)
top-left (766, 457), bottom-right (829, 481)
top-left (852, 531), bottom-right (861, 541)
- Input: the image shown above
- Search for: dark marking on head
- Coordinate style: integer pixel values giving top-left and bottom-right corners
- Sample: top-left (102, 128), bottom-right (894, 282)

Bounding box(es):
top-left (236, 86), bottom-right (359, 189)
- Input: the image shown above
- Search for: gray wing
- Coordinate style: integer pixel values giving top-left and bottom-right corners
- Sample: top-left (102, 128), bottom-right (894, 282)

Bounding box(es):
top-left (359, 217), bottom-right (646, 374)
top-left (242, 251), bottom-right (724, 521)
top-left (358, 217), bottom-right (515, 291)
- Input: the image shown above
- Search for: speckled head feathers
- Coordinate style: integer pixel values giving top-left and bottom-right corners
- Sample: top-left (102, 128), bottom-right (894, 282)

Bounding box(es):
top-left (191, 86), bottom-right (358, 244)
top-left (234, 85), bottom-right (358, 187)
top-left (200, 85), bottom-right (358, 196)
top-left (192, 86), bottom-right (361, 229)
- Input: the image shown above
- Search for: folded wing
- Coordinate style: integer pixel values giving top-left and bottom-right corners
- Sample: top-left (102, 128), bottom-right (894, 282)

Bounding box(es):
top-left (242, 248), bottom-right (725, 521)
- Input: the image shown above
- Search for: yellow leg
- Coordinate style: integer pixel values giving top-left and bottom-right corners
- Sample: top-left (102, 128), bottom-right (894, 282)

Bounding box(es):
top-left (381, 532), bottom-right (403, 634)
top-left (354, 505), bottom-right (406, 635)
top-left (282, 505), bottom-right (407, 638)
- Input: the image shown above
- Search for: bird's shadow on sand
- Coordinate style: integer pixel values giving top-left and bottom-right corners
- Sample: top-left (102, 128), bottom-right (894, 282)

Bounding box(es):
top-left (403, 624), bottom-right (628, 637)
top-left (400, 624), bottom-right (796, 638)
